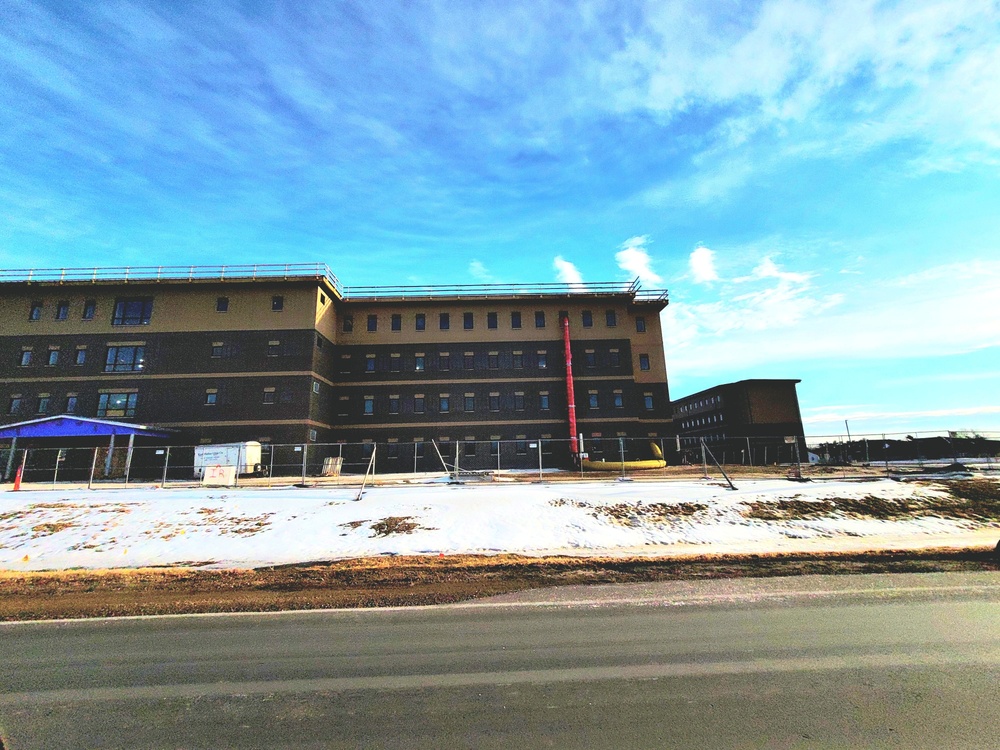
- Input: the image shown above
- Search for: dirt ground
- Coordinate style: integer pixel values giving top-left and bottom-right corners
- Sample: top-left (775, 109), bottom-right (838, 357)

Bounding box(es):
top-left (2, 547), bottom-right (998, 622)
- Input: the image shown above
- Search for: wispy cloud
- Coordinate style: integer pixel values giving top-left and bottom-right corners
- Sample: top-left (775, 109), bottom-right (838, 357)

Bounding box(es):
top-left (615, 235), bottom-right (663, 285)
top-left (553, 255), bottom-right (584, 287)
top-left (688, 245), bottom-right (718, 284)
top-left (468, 259), bottom-right (495, 282)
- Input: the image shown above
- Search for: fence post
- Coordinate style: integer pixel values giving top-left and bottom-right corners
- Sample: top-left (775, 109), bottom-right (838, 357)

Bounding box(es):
top-left (14, 449), bottom-right (28, 491)
top-left (160, 446), bottom-right (170, 489)
top-left (300, 443), bottom-right (308, 486)
top-left (538, 440), bottom-right (543, 481)
top-left (746, 437), bottom-right (752, 467)
top-left (701, 440), bottom-right (708, 479)
top-left (88, 447), bottom-right (99, 490)
top-left (619, 438), bottom-right (626, 480)
top-left (234, 443), bottom-right (242, 488)
top-left (53, 449), bottom-right (62, 485)
top-left (268, 444), bottom-right (275, 487)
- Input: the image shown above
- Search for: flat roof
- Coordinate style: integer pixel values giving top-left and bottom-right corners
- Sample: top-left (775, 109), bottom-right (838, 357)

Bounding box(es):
top-left (673, 379), bottom-right (802, 403)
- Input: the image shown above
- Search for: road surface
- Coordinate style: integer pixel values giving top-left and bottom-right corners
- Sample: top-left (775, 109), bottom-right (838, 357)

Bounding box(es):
top-left (2, 572), bottom-right (999, 749)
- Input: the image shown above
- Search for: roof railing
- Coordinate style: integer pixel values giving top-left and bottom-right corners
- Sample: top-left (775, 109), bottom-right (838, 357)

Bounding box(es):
top-left (342, 278), bottom-right (668, 301)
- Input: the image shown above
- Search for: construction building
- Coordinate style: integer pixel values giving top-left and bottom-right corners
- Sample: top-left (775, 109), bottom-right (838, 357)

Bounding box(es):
top-left (0, 264), bottom-right (672, 471)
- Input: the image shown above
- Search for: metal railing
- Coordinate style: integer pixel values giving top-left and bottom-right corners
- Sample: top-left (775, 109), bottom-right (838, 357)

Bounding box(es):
top-left (342, 278), bottom-right (667, 301)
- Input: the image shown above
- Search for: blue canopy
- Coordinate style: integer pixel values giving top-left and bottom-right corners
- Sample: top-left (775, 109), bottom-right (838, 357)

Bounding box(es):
top-left (0, 415), bottom-right (173, 440)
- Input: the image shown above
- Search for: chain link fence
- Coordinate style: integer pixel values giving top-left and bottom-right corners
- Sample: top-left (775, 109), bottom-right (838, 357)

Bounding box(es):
top-left (1, 430), bottom-right (997, 489)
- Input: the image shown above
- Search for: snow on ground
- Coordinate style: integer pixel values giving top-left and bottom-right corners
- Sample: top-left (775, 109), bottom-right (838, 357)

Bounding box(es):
top-left (0, 479), bottom-right (996, 571)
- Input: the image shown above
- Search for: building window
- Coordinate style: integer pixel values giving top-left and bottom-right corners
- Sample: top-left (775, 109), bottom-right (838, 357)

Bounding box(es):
top-left (55, 301), bottom-right (69, 320)
top-left (537, 352), bottom-right (547, 369)
top-left (391, 314), bottom-right (402, 331)
top-left (514, 392), bottom-right (525, 411)
top-left (267, 341), bottom-right (281, 357)
top-left (512, 352), bottom-right (523, 369)
top-left (82, 300), bottom-right (96, 320)
top-left (309, 429), bottom-right (318, 442)
top-left (589, 393), bottom-right (599, 409)
top-left (367, 314), bottom-right (378, 332)
top-left (464, 353), bottom-right (475, 370)
top-left (539, 393), bottom-right (550, 410)
top-left (387, 442), bottom-right (399, 459)
top-left (488, 353), bottom-right (499, 369)
top-left (516, 440), bottom-right (527, 455)
top-left (464, 394), bottom-right (475, 412)
top-left (75, 349), bottom-right (86, 366)
top-left (19, 350), bottom-right (32, 367)
top-left (488, 394), bottom-right (500, 411)
top-left (605, 309), bottom-right (617, 327)
top-left (104, 346), bottom-right (145, 373)
top-left (463, 312), bottom-right (474, 330)
top-left (511, 311), bottom-right (522, 329)
top-left (211, 344), bottom-right (224, 358)
top-left (582, 310), bottom-right (593, 327)
top-left (635, 317), bottom-right (646, 332)
top-left (439, 312), bottom-right (450, 330)
top-left (280, 389), bottom-right (294, 403)
top-left (216, 297), bottom-right (229, 312)
top-left (609, 351), bottom-right (620, 368)
top-left (414, 440), bottom-right (425, 459)
top-left (8, 396), bottom-right (21, 414)
top-left (65, 395), bottom-right (78, 414)
top-left (644, 394), bottom-right (654, 410)
top-left (36, 395), bottom-right (50, 413)
top-left (343, 315), bottom-right (354, 333)
top-left (535, 310), bottom-right (545, 328)
top-left (415, 355), bottom-right (425, 371)
top-left (464, 441), bottom-right (477, 457)
top-left (112, 298), bottom-right (153, 326)
top-left (271, 295), bottom-right (284, 312)
top-left (613, 391), bottom-right (624, 408)
top-left (491, 440), bottom-right (500, 457)
top-left (439, 395), bottom-right (450, 413)
top-left (585, 351), bottom-right (596, 368)
top-left (97, 392), bottom-right (137, 417)
top-left (364, 397), bottom-right (374, 416)
top-left (313, 380), bottom-right (320, 394)
top-left (639, 354), bottom-right (650, 371)
top-left (439, 353), bottom-right (450, 371)
top-left (389, 396), bottom-right (400, 414)
top-left (263, 388), bottom-right (276, 404)
top-left (47, 349), bottom-right (59, 366)
top-left (315, 334), bottom-right (323, 349)
top-left (486, 312), bottom-right (497, 329)
top-left (390, 355), bottom-right (401, 372)
top-left (365, 356), bottom-right (376, 372)
top-left (28, 301), bottom-right (42, 321)
top-left (414, 396), bottom-right (425, 414)
top-left (415, 313), bottom-right (426, 331)
top-left (204, 391), bottom-right (217, 406)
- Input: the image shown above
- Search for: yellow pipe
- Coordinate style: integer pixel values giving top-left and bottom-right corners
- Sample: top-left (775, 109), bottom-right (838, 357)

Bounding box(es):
top-left (582, 441), bottom-right (666, 471)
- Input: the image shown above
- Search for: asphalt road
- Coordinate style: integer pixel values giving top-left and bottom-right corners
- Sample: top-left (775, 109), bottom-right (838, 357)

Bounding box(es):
top-left (1, 572), bottom-right (999, 749)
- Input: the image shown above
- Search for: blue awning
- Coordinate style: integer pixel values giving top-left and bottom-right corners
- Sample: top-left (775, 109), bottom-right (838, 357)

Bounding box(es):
top-left (0, 415), bottom-right (173, 440)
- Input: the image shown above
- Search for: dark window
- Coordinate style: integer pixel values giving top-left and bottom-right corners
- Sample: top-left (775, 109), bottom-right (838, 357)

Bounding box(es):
top-left (75, 349), bottom-right (86, 366)
top-left (82, 300), bottom-right (96, 320)
top-left (439, 395), bottom-right (450, 413)
top-left (316, 334), bottom-right (323, 348)
top-left (609, 351), bottom-right (620, 368)
top-left (112, 298), bottom-right (153, 325)
top-left (65, 395), bottom-right (78, 414)
top-left (366, 358), bottom-right (376, 372)
top-left (36, 396), bottom-right (49, 413)
top-left (639, 354), bottom-right (650, 371)
top-left (606, 309), bottom-right (617, 327)
top-left (343, 315), bottom-right (354, 333)
top-left (390, 356), bottom-right (401, 372)
top-left (589, 393), bottom-right (599, 409)
top-left (516, 440), bottom-right (527, 455)
top-left (464, 354), bottom-right (474, 370)
top-left (216, 297), bottom-right (229, 312)
top-left (488, 354), bottom-right (499, 369)
top-left (19, 351), bottom-right (32, 367)
top-left (439, 312), bottom-right (450, 330)
top-left (104, 346), bottom-right (145, 372)
top-left (367, 314), bottom-right (378, 332)
top-left (271, 296), bottom-right (284, 312)
top-left (512, 353), bottom-right (523, 369)
top-left (464, 441), bottom-right (477, 457)
top-left (389, 397), bottom-right (400, 414)
top-left (415, 313), bottom-right (426, 331)
top-left (8, 396), bottom-right (21, 414)
top-left (489, 394), bottom-right (500, 411)
top-left (280, 389), bottom-right (294, 403)
top-left (582, 310), bottom-right (593, 327)
top-left (98, 392), bottom-right (137, 417)
top-left (414, 396), bottom-right (425, 414)
top-left (312, 381), bottom-right (320, 394)
top-left (28, 301), bottom-right (42, 321)
top-left (439, 354), bottom-right (450, 371)
top-left (490, 440), bottom-right (500, 457)
top-left (539, 393), bottom-right (550, 410)
top-left (415, 356), bottom-right (425, 371)
top-left (487, 312), bottom-right (498, 329)
top-left (464, 395), bottom-right (475, 412)
top-left (644, 395), bottom-right (654, 410)
top-left (585, 351), bottom-right (596, 367)
top-left (391, 314), bottom-right (402, 331)
top-left (387, 443), bottom-right (399, 459)
top-left (510, 311), bottom-right (522, 329)
top-left (55, 301), bottom-right (69, 320)
top-left (613, 392), bottom-right (624, 408)
top-left (204, 392), bottom-right (217, 406)
top-left (537, 353), bottom-right (547, 369)
top-left (535, 310), bottom-right (545, 328)
top-left (364, 398), bottom-right (374, 415)
top-left (463, 312), bottom-right (474, 330)
top-left (47, 350), bottom-right (59, 366)
top-left (267, 342), bottom-right (281, 357)
top-left (263, 390), bottom-right (276, 404)
top-left (415, 442), bottom-right (425, 459)
top-left (211, 344), bottom-right (224, 358)
top-left (635, 317), bottom-right (646, 332)
top-left (514, 393), bottom-right (525, 410)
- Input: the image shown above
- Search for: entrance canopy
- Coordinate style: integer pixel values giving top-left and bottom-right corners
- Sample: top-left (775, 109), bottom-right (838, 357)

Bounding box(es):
top-left (0, 415), bottom-right (173, 440)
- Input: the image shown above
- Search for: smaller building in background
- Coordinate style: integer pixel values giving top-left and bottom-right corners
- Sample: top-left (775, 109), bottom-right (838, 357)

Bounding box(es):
top-left (672, 379), bottom-right (805, 465)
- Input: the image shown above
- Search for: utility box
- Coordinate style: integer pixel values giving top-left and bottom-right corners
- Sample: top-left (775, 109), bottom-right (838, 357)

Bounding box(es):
top-left (194, 441), bottom-right (263, 479)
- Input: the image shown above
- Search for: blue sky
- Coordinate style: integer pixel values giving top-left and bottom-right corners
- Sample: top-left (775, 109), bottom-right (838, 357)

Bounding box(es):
top-left (2, 0), bottom-right (999, 438)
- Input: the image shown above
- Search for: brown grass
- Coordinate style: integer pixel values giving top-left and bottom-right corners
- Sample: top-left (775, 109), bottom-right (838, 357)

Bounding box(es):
top-left (369, 516), bottom-right (421, 536)
top-left (592, 502), bottom-right (707, 525)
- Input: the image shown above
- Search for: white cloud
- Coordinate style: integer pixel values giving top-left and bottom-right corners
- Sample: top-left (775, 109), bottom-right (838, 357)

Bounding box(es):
top-left (689, 245), bottom-right (718, 283)
top-left (615, 235), bottom-right (663, 285)
top-left (468, 259), bottom-right (494, 282)
top-left (553, 255), bottom-right (584, 287)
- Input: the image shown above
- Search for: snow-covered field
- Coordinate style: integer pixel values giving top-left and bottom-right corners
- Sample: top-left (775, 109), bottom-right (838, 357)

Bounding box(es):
top-left (1, 478), bottom-right (997, 571)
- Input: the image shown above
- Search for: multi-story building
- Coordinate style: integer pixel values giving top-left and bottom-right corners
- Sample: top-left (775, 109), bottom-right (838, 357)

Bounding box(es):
top-left (672, 379), bottom-right (805, 465)
top-left (1, 264), bottom-right (671, 469)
